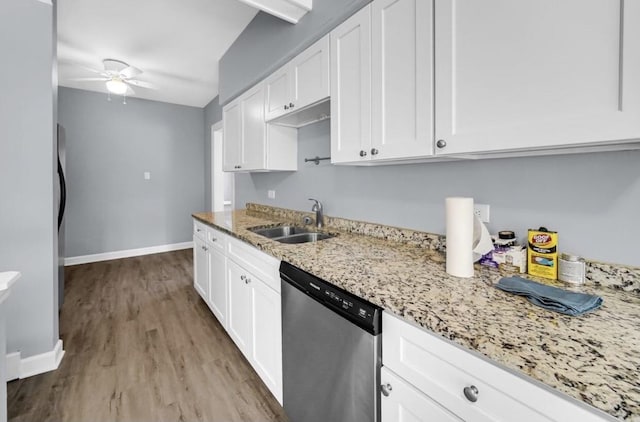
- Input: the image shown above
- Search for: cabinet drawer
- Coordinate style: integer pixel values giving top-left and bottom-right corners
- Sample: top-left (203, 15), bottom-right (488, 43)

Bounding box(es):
top-left (382, 312), bottom-right (607, 422)
top-left (193, 220), bottom-right (207, 239)
top-left (206, 226), bottom-right (226, 252)
top-left (227, 236), bottom-right (280, 293)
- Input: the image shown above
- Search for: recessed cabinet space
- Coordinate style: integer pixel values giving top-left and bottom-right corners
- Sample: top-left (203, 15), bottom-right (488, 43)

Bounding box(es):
top-left (265, 34), bottom-right (331, 128)
top-left (433, 0), bottom-right (640, 156)
top-left (331, 0), bottom-right (434, 165)
top-left (223, 82), bottom-right (297, 173)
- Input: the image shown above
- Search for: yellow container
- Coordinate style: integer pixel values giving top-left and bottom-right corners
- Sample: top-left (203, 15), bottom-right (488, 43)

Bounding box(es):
top-left (527, 228), bottom-right (558, 280)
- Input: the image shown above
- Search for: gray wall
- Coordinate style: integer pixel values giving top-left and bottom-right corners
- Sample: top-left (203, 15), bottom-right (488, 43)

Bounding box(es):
top-left (58, 87), bottom-right (205, 257)
top-left (204, 96), bottom-right (223, 211)
top-left (0, 0), bottom-right (59, 358)
top-left (236, 121), bottom-right (640, 267)
top-left (218, 0), bottom-right (369, 105)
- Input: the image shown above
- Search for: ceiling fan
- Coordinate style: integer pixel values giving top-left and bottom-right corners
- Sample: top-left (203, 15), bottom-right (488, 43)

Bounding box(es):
top-left (71, 59), bottom-right (156, 102)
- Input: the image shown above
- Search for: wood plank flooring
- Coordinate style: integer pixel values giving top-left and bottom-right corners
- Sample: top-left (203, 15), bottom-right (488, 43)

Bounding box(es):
top-left (7, 249), bottom-right (288, 422)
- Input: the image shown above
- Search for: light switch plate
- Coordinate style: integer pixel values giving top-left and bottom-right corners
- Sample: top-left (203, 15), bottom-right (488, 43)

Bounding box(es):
top-left (267, 190), bottom-right (276, 199)
top-left (144, 171), bottom-right (151, 180)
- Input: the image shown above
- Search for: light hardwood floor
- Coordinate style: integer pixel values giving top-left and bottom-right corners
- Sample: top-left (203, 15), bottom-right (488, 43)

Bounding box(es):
top-left (8, 249), bottom-right (288, 422)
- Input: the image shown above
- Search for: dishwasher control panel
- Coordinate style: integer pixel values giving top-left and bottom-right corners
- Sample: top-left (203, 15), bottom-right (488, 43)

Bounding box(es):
top-left (280, 261), bottom-right (381, 334)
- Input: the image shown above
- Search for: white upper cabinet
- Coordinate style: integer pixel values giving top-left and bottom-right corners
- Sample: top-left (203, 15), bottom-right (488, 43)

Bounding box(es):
top-left (222, 100), bottom-right (242, 172)
top-left (290, 35), bottom-right (330, 110)
top-left (371, 0), bottom-right (434, 161)
top-left (434, 0), bottom-right (640, 155)
top-left (264, 65), bottom-right (290, 121)
top-left (264, 35), bottom-right (331, 128)
top-left (331, 5), bottom-right (372, 164)
top-left (331, 0), bottom-right (434, 164)
top-left (223, 82), bottom-right (297, 172)
top-left (241, 84), bottom-right (267, 170)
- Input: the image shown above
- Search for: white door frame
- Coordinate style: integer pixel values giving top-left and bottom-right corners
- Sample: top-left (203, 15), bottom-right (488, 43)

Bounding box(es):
top-left (211, 121), bottom-right (234, 212)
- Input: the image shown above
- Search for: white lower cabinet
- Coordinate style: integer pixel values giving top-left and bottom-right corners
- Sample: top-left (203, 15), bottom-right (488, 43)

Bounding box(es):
top-left (382, 312), bottom-right (608, 422)
top-left (192, 219), bottom-right (283, 405)
top-left (207, 246), bottom-right (227, 327)
top-left (193, 235), bottom-right (209, 301)
top-left (381, 367), bottom-right (461, 422)
top-left (250, 272), bottom-right (282, 401)
top-left (227, 259), bottom-right (254, 354)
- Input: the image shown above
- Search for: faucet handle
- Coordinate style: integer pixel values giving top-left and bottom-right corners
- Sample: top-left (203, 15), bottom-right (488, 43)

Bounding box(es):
top-left (308, 198), bottom-right (322, 210)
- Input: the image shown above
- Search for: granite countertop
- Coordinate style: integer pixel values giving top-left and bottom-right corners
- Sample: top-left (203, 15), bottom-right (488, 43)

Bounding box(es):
top-left (192, 209), bottom-right (640, 421)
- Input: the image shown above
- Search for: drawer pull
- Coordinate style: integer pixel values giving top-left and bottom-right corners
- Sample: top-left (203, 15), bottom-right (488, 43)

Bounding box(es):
top-left (463, 385), bottom-right (479, 402)
top-left (240, 275), bottom-right (246, 281)
top-left (381, 383), bottom-right (392, 397)
top-left (211, 237), bottom-right (217, 242)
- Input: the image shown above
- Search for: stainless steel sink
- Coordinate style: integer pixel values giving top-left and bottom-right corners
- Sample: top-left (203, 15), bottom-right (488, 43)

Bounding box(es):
top-left (248, 225), bottom-right (335, 244)
top-left (249, 225), bottom-right (312, 238)
top-left (275, 232), bottom-right (334, 244)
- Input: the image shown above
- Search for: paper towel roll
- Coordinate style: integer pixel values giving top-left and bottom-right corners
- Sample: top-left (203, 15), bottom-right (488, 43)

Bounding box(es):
top-left (446, 197), bottom-right (475, 277)
top-left (445, 198), bottom-right (494, 278)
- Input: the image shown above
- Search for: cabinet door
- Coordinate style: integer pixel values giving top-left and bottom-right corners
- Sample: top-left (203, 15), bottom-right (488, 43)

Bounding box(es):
top-left (193, 236), bottom-right (208, 300)
top-left (264, 65), bottom-right (290, 121)
top-left (241, 84), bottom-right (267, 170)
top-left (223, 100), bottom-right (242, 171)
top-left (330, 5), bottom-right (372, 164)
top-left (381, 367), bottom-right (462, 422)
top-left (251, 278), bottom-right (283, 404)
top-left (434, 0), bottom-right (640, 155)
top-left (208, 247), bottom-right (227, 328)
top-left (290, 34), bottom-right (330, 111)
top-left (371, 0), bottom-right (433, 160)
top-left (227, 259), bottom-right (253, 357)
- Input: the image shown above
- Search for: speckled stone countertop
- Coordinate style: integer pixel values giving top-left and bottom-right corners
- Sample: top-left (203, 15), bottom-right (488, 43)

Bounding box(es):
top-left (192, 208), bottom-right (640, 421)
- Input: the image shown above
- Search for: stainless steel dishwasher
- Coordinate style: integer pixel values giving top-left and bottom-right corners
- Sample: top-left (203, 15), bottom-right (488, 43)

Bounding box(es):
top-left (280, 261), bottom-right (382, 422)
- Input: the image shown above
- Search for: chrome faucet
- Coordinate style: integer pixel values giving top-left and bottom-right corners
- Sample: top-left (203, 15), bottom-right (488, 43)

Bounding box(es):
top-left (308, 198), bottom-right (324, 229)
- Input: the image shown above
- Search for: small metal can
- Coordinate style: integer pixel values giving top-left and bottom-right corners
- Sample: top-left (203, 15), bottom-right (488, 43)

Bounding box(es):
top-left (558, 253), bottom-right (586, 284)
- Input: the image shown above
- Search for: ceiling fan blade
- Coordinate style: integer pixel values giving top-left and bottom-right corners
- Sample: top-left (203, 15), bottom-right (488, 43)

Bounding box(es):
top-left (126, 79), bottom-right (156, 90)
top-left (78, 65), bottom-right (108, 76)
top-left (120, 66), bottom-right (142, 79)
top-left (69, 77), bottom-right (108, 82)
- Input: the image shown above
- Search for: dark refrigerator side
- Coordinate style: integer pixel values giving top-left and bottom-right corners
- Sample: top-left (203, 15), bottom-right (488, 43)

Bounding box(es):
top-left (57, 124), bottom-right (66, 311)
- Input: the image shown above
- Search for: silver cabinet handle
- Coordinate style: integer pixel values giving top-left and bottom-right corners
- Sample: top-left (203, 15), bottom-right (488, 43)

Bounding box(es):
top-left (359, 150), bottom-right (367, 157)
top-left (381, 383), bottom-right (392, 397)
top-left (240, 275), bottom-right (246, 281)
top-left (284, 105), bottom-right (289, 110)
top-left (202, 246), bottom-right (208, 251)
top-left (371, 148), bottom-right (379, 155)
top-left (463, 385), bottom-right (479, 402)
top-left (436, 139), bottom-right (447, 149)
top-left (289, 102), bottom-right (295, 108)
top-left (196, 228), bottom-right (202, 232)
top-left (211, 237), bottom-right (217, 242)
top-left (245, 278), bottom-right (251, 284)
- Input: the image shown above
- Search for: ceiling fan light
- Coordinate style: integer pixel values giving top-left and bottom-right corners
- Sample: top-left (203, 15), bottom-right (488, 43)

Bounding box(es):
top-left (106, 79), bottom-right (128, 95)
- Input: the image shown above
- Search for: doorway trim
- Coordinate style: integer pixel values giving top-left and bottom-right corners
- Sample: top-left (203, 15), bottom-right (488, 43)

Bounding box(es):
top-left (211, 121), bottom-right (234, 212)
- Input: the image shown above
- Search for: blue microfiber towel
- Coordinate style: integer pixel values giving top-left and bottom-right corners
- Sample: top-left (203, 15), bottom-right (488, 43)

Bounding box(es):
top-left (496, 276), bottom-right (603, 316)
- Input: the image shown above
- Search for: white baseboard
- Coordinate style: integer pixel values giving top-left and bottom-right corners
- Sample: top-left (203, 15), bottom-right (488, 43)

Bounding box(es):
top-left (6, 339), bottom-right (65, 381)
top-left (64, 241), bottom-right (193, 266)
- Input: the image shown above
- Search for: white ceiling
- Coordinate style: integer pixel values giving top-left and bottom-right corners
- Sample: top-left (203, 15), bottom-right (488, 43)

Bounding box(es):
top-left (57, 0), bottom-right (258, 108)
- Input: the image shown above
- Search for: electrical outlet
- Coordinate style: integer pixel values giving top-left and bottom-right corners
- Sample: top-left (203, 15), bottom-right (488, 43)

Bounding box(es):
top-left (267, 190), bottom-right (276, 199)
top-left (474, 203), bottom-right (490, 223)
top-left (144, 171), bottom-right (151, 180)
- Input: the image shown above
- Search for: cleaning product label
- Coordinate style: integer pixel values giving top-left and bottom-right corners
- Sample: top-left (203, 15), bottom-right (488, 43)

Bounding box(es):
top-left (527, 229), bottom-right (558, 279)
